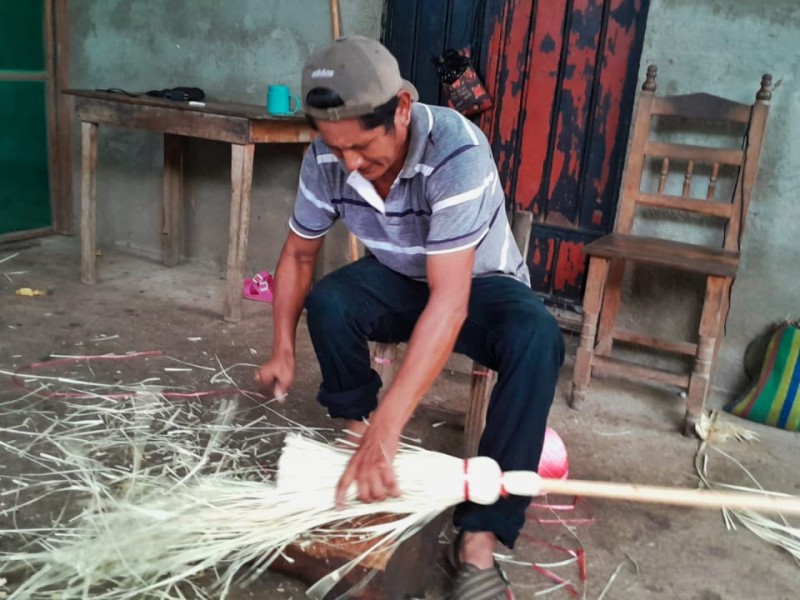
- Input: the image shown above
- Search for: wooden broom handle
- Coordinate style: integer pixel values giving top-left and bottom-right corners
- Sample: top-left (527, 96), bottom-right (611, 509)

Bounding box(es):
top-left (536, 476), bottom-right (800, 515)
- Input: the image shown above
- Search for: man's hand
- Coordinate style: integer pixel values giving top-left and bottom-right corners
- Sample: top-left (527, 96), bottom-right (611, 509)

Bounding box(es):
top-left (335, 418), bottom-right (401, 507)
top-left (255, 353), bottom-right (295, 400)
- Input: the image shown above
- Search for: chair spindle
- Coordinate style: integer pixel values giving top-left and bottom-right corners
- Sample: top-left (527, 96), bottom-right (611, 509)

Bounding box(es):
top-left (706, 163), bottom-right (720, 200)
top-left (682, 160), bottom-right (694, 197)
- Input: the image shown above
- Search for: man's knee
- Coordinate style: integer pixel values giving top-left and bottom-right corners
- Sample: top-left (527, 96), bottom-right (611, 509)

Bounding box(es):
top-left (502, 306), bottom-right (564, 367)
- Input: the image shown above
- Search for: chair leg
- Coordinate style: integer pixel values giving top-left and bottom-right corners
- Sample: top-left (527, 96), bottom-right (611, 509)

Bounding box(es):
top-left (570, 257), bottom-right (610, 408)
top-left (372, 343), bottom-right (399, 394)
top-left (465, 361), bottom-right (495, 457)
top-left (595, 259), bottom-right (625, 356)
top-left (709, 277), bottom-right (733, 384)
top-left (685, 275), bottom-right (726, 436)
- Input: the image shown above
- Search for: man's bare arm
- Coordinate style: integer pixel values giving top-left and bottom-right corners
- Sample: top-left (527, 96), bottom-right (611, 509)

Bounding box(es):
top-left (335, 247), bottom-right (475, 504)
top-left (256, 231), bottom-right (323, 397)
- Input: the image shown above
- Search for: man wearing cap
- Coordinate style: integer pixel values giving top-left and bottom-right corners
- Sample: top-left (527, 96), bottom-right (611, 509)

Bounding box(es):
top-left (256, 36), bottom-right (564, 598)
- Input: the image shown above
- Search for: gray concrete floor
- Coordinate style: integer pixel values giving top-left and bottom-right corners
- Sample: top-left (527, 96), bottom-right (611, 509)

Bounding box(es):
top-left (0, 235), bottom-right (798, 599)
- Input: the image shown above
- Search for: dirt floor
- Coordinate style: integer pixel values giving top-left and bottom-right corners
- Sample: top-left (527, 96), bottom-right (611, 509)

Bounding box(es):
top-left (0, 235), bottom-right (798, 599)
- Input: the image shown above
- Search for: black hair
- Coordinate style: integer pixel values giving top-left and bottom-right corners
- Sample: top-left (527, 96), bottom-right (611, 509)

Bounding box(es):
top-left (304, 87), bottom-right (400, 132)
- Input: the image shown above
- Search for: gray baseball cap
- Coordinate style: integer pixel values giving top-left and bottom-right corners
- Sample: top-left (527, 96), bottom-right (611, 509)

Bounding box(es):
top-left (301, 36), bottom-right (419, 121)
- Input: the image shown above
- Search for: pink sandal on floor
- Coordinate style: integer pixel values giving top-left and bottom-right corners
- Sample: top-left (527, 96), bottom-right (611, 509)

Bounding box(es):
top-left (242, 271), bottom-right (274, 302)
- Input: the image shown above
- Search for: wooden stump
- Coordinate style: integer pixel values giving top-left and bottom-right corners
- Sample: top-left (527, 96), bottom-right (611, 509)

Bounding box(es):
top-left (269, 511), bottom-right (449, 599)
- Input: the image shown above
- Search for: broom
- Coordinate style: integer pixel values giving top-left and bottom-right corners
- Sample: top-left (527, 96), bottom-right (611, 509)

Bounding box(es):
top-left (278, 433), bottom-right (800, 516)
top-left (278, 433), bottom-right (800, 598)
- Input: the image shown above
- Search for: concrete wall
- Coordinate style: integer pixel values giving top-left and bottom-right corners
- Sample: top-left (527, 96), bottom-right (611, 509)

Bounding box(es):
top-left (627, 0), bottom-right (800, 398)
top-left (67, 0), bottom-right (383, 275)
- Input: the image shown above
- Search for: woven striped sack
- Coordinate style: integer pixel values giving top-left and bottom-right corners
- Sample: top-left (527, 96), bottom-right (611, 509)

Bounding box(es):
top-left (725, 321), bottom-right (800, 431)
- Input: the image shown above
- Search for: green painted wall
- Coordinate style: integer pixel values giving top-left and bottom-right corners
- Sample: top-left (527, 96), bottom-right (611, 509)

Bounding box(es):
top-left (0, 3), bottom-right (51, 235)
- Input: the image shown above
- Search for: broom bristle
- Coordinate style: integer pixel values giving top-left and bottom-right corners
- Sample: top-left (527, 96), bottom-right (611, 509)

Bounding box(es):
top-left (276, 433), bottom-right (511, 508)
top-left (0, 390), bottom-right (470, 600)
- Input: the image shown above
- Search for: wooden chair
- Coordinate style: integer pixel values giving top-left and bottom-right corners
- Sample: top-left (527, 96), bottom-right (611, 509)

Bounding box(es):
top-left (570, 66), bottom-right (772, 435)
top-left (368, 210), bottom-right (533, 457)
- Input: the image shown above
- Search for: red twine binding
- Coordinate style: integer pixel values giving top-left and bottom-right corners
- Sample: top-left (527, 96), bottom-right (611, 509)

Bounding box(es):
top-left (520, 496), bottom-right (594, 596)
top-left (499, 475), bottom-right (509, 498)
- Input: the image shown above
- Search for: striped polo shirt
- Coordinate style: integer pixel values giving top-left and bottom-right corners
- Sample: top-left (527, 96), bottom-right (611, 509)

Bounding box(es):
top-left (289, 103), bottom-right (530, 285)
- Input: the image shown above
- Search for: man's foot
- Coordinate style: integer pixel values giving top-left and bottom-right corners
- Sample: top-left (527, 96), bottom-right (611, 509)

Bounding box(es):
top-left (449, 530), bottom-right (514, 600)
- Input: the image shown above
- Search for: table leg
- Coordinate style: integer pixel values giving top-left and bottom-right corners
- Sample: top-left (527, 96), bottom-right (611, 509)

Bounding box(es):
top-left (162, 134), bottom-right (185, 266)
top-left (80, 121), bottom-right (98, 284)
top-left (224, 143), bottom-right (255, 322)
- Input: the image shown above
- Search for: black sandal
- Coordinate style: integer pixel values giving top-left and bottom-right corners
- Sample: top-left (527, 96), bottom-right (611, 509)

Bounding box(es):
top-left (449, 530), bottom-right (514, 600)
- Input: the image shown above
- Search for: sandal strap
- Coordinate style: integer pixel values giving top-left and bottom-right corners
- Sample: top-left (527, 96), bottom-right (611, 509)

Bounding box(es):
top-left (452, 563), bottom-right (513, 600)
top-left (250, 272), bottom-right (273, 293)
top-left (450, 531), bottom-right (513, 600)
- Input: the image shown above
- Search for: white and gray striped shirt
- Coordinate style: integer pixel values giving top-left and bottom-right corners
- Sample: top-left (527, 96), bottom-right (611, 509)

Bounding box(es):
top-left (289, 103), bottom-right (530, 285)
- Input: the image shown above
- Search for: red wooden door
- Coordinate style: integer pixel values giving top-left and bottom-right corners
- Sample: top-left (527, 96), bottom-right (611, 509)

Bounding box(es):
top-left (383, 0), bottom-right (650, 310)
top-left (478, 0), bottom-right (650, 309)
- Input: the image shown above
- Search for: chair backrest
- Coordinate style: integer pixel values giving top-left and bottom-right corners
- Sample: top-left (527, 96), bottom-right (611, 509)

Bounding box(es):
top-left (614, 65), bottom-right (771, 252)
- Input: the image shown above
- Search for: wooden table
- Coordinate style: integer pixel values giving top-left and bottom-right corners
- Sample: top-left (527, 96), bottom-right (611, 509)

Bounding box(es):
top-left (66, 90), bottom-right (315, 322)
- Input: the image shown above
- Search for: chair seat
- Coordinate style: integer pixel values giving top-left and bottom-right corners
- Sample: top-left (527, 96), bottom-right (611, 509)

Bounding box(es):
top-left (584, 233), bottom-right (740, 277)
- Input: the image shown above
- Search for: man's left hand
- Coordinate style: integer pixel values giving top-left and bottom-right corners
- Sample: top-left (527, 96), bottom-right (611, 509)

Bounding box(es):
top-left (335, 420), bottom-right (401, 507)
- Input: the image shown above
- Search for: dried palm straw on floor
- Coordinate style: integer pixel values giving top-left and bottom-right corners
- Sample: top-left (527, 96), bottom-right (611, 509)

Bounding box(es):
top-left (3, 364), bottom-right (799, 599)
top-left (694, 411), bottom-right (800, 564)
top-left (0, 360), bottom-right (348, 599)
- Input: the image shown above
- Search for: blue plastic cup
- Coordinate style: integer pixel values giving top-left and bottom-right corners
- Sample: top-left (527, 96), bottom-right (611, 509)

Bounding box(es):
top-left (267, 85), bottom-right (300, 115)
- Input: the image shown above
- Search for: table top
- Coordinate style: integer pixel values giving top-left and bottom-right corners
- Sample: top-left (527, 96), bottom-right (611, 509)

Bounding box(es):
top-left (65, 89), bottom-right (316, 144)
top-left (64, 89), bottom-right (307, 123)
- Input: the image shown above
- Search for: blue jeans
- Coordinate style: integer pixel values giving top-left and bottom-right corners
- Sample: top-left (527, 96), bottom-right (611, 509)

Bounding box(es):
top-left (304, 256), bottom-right (565, 548)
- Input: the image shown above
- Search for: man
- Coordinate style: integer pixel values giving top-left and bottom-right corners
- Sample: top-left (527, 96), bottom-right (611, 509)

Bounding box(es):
top-left (256, 36), bottom-right (564, 599)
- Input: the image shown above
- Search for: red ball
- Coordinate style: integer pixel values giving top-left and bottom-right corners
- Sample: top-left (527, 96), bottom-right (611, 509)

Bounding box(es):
top-left (537, 427), bottom-right (569, 480)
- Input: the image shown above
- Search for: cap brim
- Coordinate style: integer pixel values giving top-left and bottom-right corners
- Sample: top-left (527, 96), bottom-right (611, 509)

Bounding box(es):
top-left (400, 79), bottom-right (419, 102)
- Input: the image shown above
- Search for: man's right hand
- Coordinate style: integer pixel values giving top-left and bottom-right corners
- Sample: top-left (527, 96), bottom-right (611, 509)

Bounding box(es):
top-left (255, 353), bottom-right (295, 400)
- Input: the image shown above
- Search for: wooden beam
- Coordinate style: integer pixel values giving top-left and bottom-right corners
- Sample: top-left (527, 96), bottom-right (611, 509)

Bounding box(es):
top-left (223, 143), bottom-right (255, 322)
top-left (80, 122), bottom-right (98, 284)
top-left (161, 134), bottom-right (184, 266)
top-left (636, 193), bottom-right (733, 219)
top-left (0, 72), bottom-right (47, 81)
top-left (0, 227), bottom-right (55, 244)
top-left (592, 355), bottom-right (690, 389)
top-left (330, 0), bottom-right (341, 39)
top-left (644, 142), bottom-right (743, 167)
top-left (53, 0), bottom-right (73, 234)
top-left (612, 329), bottom-right (698, 356)
top-left (44, 0), bottom-right (60, 235)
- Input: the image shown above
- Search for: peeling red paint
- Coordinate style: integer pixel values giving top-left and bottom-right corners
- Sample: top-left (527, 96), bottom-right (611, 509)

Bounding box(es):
top-left (553, 240), bottom-right (587, 297)
top-left (581, 0), bottom-right (647, 232)
top-left (528, 236), bottom-right (556, 294)
top-left (514, 2), bottom-right (566, 212)
top-left (486, 0), bottom-right (648, 307)
top-left (481, 0), bottom-right (534, 197)
top-left (547, 0), bottom-right (603, 221)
